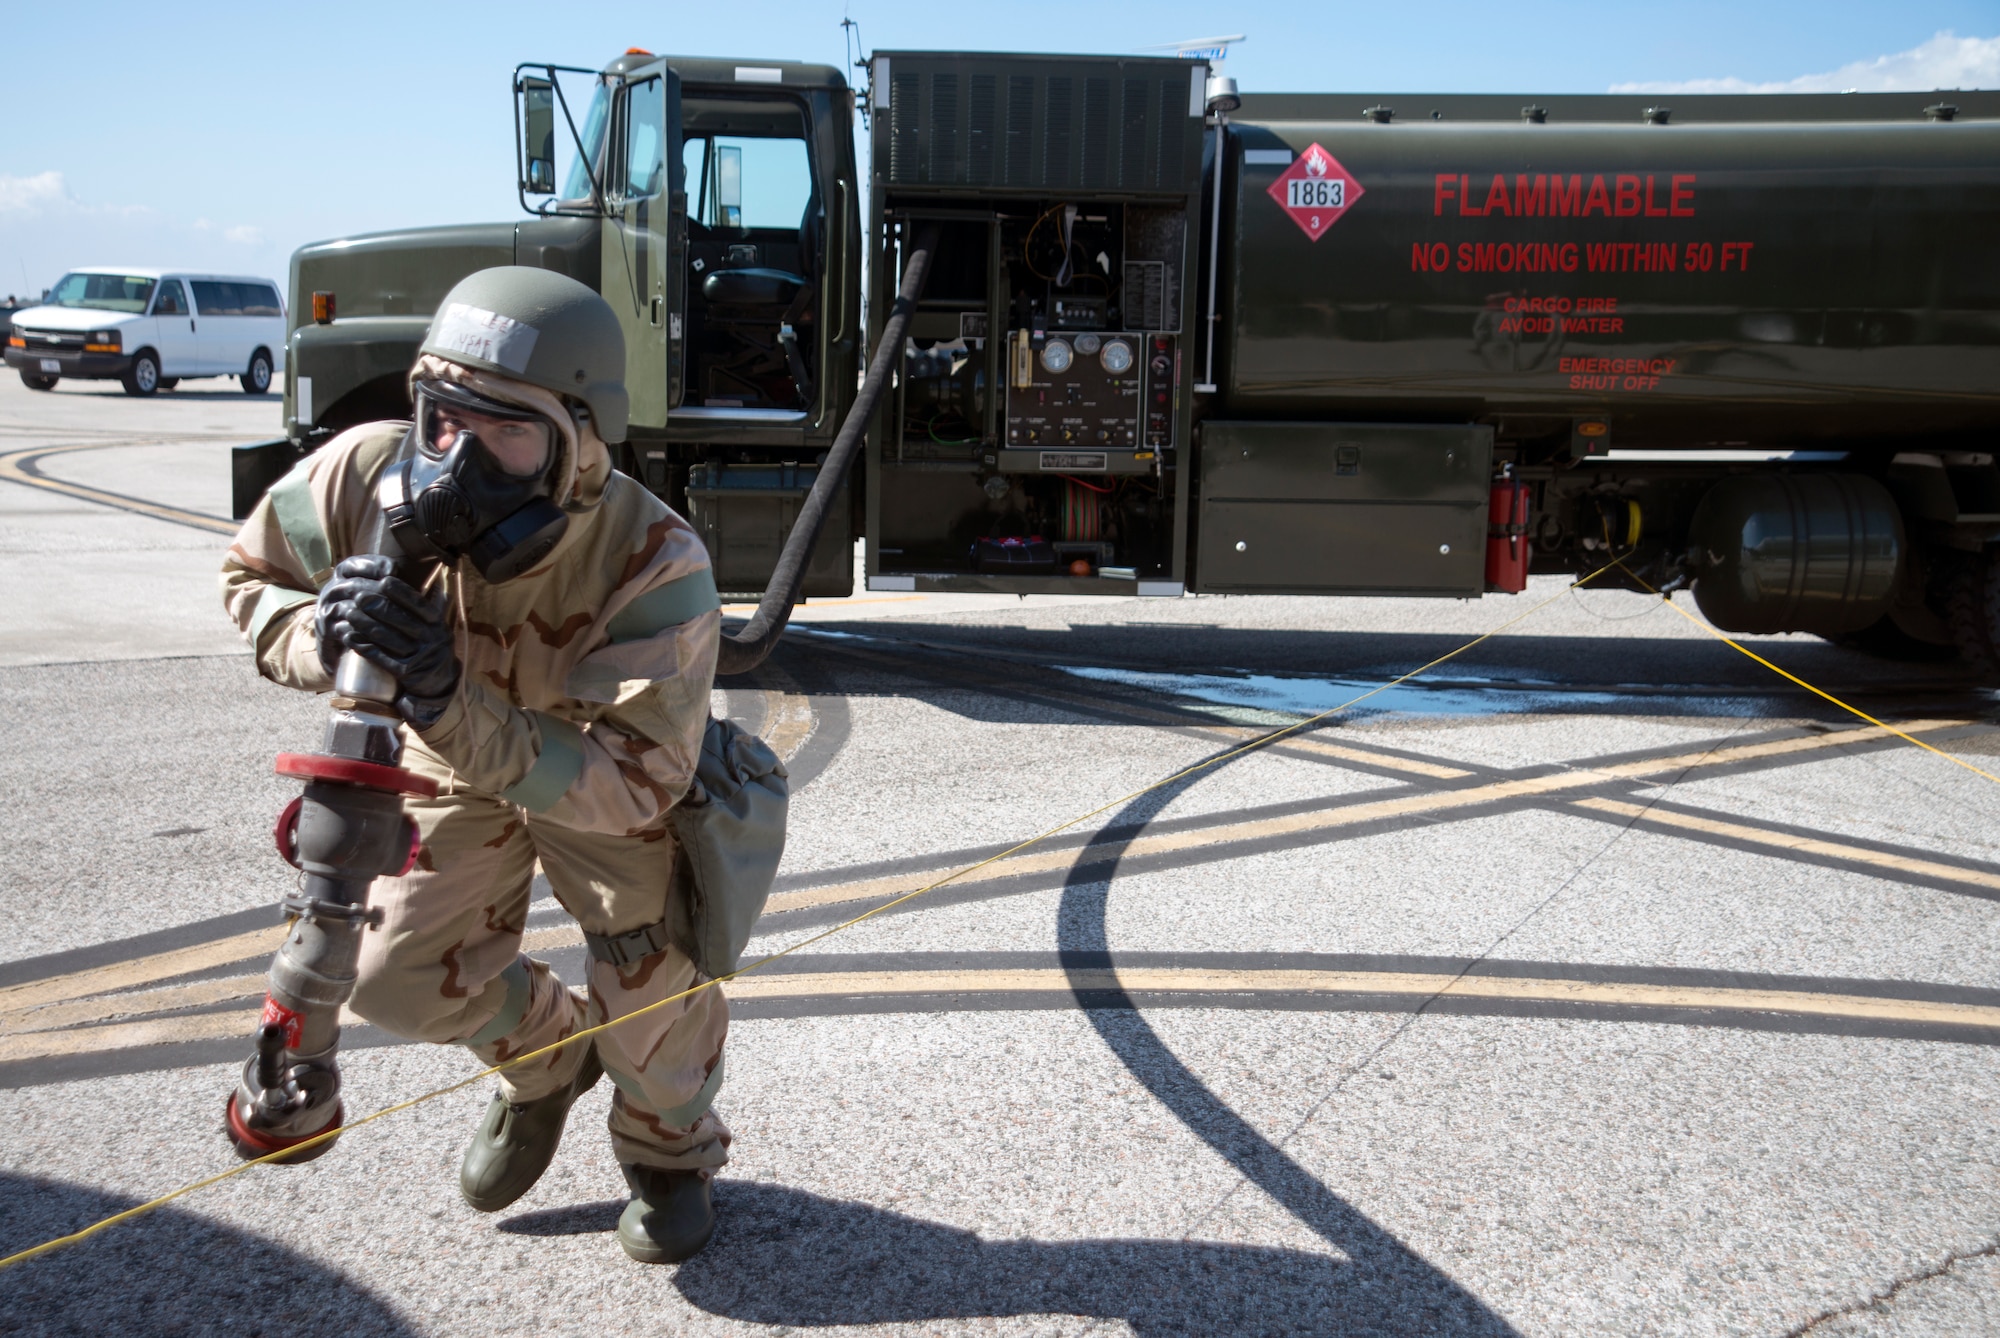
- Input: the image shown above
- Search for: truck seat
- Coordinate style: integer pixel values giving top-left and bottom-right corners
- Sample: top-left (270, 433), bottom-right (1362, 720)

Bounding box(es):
top-left (702, 267), bottom-right (805, 308)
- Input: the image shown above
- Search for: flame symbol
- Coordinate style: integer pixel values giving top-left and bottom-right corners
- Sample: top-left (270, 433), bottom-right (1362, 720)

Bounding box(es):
top-left (1305, 148), bottom-right (1329, 178)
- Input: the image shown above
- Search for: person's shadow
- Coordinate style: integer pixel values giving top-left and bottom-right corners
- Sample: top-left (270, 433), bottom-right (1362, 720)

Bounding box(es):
top-left (504, 1180), bottom-right (1507, 1336)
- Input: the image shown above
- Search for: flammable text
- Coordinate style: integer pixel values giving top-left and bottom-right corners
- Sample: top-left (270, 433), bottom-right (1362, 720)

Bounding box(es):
top-left (1435, 174), bottom-right (1695, 218)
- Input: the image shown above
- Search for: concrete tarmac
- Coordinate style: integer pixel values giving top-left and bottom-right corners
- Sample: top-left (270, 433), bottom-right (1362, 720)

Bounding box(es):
top-left (1, 374), bottom-right (1998, 1335)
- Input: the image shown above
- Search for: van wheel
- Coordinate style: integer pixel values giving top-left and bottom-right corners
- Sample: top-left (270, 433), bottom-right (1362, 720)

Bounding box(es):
top-left (1944, 549), bottom-right (2000, 679)
top-left (121, 351), bottom-right (161, 397)
top-left (19, 371), bottom-right (58, 391)
top-left (241, 350), bottom-right (272, 394)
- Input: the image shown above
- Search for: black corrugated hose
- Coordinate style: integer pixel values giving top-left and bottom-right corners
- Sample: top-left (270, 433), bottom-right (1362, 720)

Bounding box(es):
top-left (715, 223), bottom-right (941, 676)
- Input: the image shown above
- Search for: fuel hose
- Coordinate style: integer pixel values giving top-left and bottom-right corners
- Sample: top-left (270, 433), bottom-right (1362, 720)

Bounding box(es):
top-left (715, 223), bottom-right (941, 676)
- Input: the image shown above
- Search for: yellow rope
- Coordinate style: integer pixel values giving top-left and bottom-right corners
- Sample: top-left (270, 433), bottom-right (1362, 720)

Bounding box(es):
top-left (1614, 560), bottom-right (2000, 788)
top-left (0, 555), bottom-right (1745, 1273)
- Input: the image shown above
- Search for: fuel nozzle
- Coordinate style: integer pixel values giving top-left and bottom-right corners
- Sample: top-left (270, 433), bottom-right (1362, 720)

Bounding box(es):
top-left (225, 608), bottom-right (438, 1163)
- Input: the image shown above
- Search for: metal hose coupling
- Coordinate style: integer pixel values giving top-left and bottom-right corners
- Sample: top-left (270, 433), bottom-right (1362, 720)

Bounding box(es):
top-left (225, 647), bottom-right (436, 1164)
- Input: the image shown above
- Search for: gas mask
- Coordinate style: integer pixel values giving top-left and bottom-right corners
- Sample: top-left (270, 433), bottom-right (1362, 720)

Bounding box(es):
top-left (381, 379), bottom-right (570, 583)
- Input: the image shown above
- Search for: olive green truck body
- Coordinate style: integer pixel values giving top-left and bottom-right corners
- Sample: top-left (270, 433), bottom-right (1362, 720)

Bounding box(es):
top-left (261, 49), bottom-right (2000, 659)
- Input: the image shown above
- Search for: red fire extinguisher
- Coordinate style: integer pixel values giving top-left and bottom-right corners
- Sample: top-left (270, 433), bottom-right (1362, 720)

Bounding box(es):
top-left (1485, 467), bottom-right (1531, 593)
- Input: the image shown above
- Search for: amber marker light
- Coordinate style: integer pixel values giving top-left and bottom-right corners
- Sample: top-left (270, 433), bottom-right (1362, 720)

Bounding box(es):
top-left (83, 330), bottom-right (121, 353)
top-left (312, 292), bottom-right (336, 324)
top-left (626, 47), bottom-right (653, 55)
top-left (5, 335), bottom-right (22, 349)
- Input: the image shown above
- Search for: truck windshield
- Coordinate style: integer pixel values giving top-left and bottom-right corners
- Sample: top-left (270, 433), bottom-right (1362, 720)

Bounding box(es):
top-left (46, 272), bottom-right (156, 312)
top-left (562, 78), bottom-right (613, 203)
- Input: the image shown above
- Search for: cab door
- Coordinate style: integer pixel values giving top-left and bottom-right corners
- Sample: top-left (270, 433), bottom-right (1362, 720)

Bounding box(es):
top-left (600, 61), bottom-right (685, 429)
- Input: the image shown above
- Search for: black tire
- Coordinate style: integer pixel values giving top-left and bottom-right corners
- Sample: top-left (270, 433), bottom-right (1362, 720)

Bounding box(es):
top-left (19, 370), bottom-right (57, 391)
top-left (1825, 614), bottom-right (1960, 663)
top-left (1944, 549), bottom-right (2000, 679)
top-left (240, 349), bottom-right (272, 395)
top-left (158, 377), bottom-right (180, 391)
top-left (121, 350), bottom-right (160, 397)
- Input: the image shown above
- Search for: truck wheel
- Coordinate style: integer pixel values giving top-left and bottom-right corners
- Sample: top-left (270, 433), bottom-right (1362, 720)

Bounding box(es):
top-left (121, 351), bottom-right (161, 397)
top-left (1944, 550), bottom-right (2000, 678)
top-left (240, 350), bottom-right (272, 394)
top-left (19, 371), bottom-right (57, 391)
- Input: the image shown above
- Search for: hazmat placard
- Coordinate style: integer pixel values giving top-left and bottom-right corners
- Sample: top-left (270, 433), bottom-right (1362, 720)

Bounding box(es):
top-left (1267, 143), bottom-right (1364, 241)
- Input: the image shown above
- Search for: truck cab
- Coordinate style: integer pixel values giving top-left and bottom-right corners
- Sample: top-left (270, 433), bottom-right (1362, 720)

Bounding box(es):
top-left (279, 52), bottom-right (860, 594)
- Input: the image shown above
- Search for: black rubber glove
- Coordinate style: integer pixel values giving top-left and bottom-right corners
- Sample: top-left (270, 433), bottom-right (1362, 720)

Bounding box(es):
top-left (315, 555), bottom-right (460, 728)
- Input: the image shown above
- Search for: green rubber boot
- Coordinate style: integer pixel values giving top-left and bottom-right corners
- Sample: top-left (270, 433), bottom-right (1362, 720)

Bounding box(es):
top-left (458, 1043), bottom-right (604, 1212)
top-left (617, 1164), bottom-right (716, 1263)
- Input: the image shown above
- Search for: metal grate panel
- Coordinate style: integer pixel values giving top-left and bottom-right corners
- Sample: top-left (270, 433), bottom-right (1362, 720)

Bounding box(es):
top-left (879, 54), bottom-right (1206, 196)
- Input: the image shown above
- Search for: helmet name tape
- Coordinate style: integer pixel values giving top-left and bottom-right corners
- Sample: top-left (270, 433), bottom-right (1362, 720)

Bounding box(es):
top-left (431, 302), bottom-right (541, 375)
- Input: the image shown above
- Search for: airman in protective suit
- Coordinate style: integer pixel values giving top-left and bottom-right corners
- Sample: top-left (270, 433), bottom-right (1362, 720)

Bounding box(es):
top-left (222, 267), bottom-right (728, 1263)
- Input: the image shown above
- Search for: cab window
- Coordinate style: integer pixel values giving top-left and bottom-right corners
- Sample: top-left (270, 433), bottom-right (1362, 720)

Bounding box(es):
top-left (617, 76), bottom-right (667, 200)
top-left (682, 135), bottom-right (811, 230)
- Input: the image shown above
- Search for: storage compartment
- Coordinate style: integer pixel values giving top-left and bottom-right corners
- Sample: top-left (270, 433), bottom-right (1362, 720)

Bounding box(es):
top-left (685, 462), bottom-right (852, 599)
top-left (1196, 422), bottom-right (1492, 594)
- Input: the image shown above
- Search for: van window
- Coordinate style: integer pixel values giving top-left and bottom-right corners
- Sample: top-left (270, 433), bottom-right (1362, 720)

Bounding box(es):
top-left (236, 283), bottom-right (282, 316)
top-left (151, 280), bottom-right (189, 316)
top-left (48, 272), bottom-right (156, 313)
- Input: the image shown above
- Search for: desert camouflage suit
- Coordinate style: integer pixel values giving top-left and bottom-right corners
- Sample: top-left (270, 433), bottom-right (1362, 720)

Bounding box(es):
top-left (220, 354), bottom-right (730, 1171)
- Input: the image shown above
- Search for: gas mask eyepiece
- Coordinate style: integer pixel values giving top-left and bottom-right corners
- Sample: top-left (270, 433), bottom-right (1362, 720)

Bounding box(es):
top-left (382, 379), bottom-right (570, 583)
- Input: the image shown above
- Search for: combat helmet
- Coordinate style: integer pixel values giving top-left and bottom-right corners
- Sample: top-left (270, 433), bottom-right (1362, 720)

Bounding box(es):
top-left (418, 267), bottom-right (630, 442)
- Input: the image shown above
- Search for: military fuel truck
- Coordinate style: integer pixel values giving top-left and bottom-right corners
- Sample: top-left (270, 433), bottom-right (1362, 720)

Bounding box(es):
top-left (247, 48), bottom-right (2000, 673)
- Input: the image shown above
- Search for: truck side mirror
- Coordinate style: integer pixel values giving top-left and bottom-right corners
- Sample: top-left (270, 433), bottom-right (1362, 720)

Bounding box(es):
top-left (520, 78), bottom-right (557, 195)
top-left (716, 145), bottom-right (743, 229)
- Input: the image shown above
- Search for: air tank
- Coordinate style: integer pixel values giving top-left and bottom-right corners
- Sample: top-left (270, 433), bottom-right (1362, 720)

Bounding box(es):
top-left (1215, 94), bottom-right (2000, 446)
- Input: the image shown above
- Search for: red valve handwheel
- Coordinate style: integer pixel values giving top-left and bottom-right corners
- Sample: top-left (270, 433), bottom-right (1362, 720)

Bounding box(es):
top-left (274, 752), bottom-right (438, 798)
top-left (273, 796), bottom-right (304, 869)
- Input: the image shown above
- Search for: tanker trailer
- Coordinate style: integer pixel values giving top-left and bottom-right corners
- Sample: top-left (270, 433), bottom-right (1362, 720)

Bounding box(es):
top-left (1197, 90), bottom-right (2000, 666)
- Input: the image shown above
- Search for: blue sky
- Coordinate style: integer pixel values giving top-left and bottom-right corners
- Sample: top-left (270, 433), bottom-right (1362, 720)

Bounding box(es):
top-left (3, 1), bottom-right (1996, 299)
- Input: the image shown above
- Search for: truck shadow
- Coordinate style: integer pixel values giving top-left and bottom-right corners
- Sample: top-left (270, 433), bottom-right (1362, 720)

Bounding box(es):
top-left (503, 1181), bottom-right (1507, 1336)
top-left (0, 1171), bottom-right (416, 1336)
top-left (1048, 757), bottom-right (1518, 1337)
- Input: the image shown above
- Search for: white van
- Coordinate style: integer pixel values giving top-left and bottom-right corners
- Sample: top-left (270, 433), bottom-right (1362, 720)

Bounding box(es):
top-left (3, 268), bottom-right (287, 396)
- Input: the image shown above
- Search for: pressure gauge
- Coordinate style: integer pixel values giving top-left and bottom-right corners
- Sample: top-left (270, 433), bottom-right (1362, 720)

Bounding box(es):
top-left (1099, 338), bottom-right (1134, 375)
top-left (1040, 339), bottom-right (1073, 374)
top-left (1074, 333), bottom-right (1102, 356)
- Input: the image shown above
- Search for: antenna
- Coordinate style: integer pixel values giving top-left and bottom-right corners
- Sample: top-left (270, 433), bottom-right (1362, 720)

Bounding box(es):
top-left (841, 10), bottom-right (870, 129)
top-left (1141, 34), bottom-right (1246, 64)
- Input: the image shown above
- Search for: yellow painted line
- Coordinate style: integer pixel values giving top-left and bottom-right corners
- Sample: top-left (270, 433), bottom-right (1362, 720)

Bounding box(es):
top-left (748, 663), bottom-right (818, 765)
top-left (1247, 733), bottom-right (1472, 780)
top-left (0, 440), bottom-right (238, 534)
top-left (0, 925), bottom-right (287, 1017)
top-left (3, 721), bottom-right (1979, 1030)
top-left (727, 967), bottom-right (2000, 1032)
top-left (1, 973), bottom-right (266, 1036)
top-left (1576, 798), bottom-right (2000, 892)
top-left (765, 720), bottom-right (1976, 915)
top-left (1, 924), bottom-right (582, 1036)
top-left (5, 966), bottom-right (1993, 1065)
